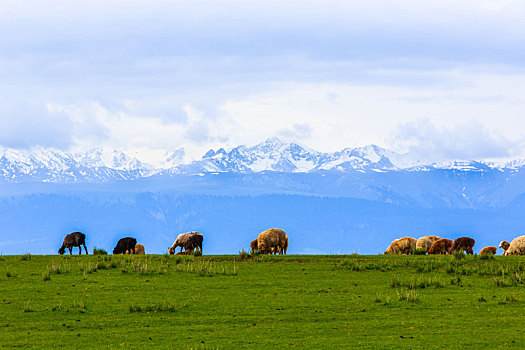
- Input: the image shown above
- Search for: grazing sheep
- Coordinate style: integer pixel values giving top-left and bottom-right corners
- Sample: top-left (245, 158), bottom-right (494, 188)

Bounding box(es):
top-left (134, 244), bottom-right (145, 255)
top-left (113, 237), bottom-right (137, 255)
top-left (168, 233), bottom-right (187, 255)
top-left (250, 239), bottom-right (258, 253)
top-left (184, 234), bottom-right (203, 254)
top-left (384, 237), bottom-right (417, 255)
top-left (427, 239), bottom-right (453, 255)
top-left (58, 232), bottom-right (88, 255)
top-left (499, 241), bottom-right (511, 255)
top-left (250, 238), bottom-right (258, 254)
top-left (504, 235), bottom-right (525, 255)
top-left (415, 235), bottom-right (441, 253)
top-left (169, 232), bottom-right (203, 255)
top-left (479, 246), bottom-right (497, 255)
top-left (257, 229), bottom-right (287, 255)
top-left (282, 236), bottom-right (289, 255)
top-left (450, 237), bottom-right (475, 255)
top-left (124, 244), bottom-right (144, 254)
top-left (273, 233), bottom-right (289, 255)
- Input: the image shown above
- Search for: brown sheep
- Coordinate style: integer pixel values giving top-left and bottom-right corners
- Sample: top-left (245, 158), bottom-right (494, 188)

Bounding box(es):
top-left (499, 241), bottom-right (511, 255)
top-left (384, 237), bottom-right (416, 255)
top-left (450, 237), bottom-right (475, 255)
top-left (504, 235), bottom-right (525, 255)
top-left (250, 239), bottom-right (258, 254)
top-left (479, 246), bottom-right (497, 255)
top-left (134, 244), bottom-right (145, 255)
top-left (427, 239), bottom-right (453, 255)
top-left (257, 229), bottom-right (288, 255)
top-left (273, 235), bottom-right (289, 255)
top-left (184, 234), bottom-right (203, 254)
top-left (282, 236), bottom-right (289, 255)
top-left (58, 232), bottom-right (88, 255)
top-left (415, 235), bottom-right (441, 253)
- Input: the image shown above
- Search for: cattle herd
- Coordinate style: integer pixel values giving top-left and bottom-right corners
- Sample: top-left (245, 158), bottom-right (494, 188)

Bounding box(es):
top-left (57, 229), bottom-right (525, 256)
top-left (57, 228), bottom-right (290, 256)
top-left (384, 235), bottom-right (525, 256)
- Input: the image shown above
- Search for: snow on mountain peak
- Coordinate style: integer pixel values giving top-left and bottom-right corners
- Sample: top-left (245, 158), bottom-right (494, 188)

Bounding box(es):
top-left (166, 148), bottom-right (185, 164)
top-left (1, 138), bottom-right (525, 183)
top-left (75, 148), bottom-right (146, 171)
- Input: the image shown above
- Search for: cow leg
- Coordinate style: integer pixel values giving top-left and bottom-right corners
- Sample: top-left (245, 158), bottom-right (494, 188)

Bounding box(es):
top-left (69, 247), bottom-right (72, 255)
top-left (78, 246), bottom-right (82, 255)
top-left (84, 244), bottom-right (88, 255)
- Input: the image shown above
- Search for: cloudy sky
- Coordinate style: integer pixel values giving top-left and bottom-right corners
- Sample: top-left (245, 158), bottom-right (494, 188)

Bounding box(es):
top-left (1, 0), bottom-right (525, 161)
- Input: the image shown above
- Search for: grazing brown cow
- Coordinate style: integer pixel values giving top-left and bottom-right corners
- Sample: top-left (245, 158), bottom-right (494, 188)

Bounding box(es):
top-left (450, 237), bottom-right (475, 255)
top-left (427, 239), bottom-right (453, 255)
top-left (384, 237), bottom-right (417, 255)
top-left (58, 232), bottom-right (88, 255)
top-left (479, 246), bottom-right (497, 255)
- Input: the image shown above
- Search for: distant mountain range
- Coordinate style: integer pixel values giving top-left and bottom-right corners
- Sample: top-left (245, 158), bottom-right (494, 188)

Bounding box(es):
top-left (1, 137), bottom-right (523, 183)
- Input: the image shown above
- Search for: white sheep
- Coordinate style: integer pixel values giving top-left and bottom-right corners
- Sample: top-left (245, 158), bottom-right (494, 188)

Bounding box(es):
top-left (169, 232), bottom-right (203, 255)
top-left (385, 237), bottom-right (417, 255)
top-left (415, 235), bottom-right (441, 253)
top-left (503, 235), bottom-right (525, 255)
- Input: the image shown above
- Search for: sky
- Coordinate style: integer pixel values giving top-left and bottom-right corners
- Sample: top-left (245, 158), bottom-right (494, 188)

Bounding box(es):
top-left (1, 0), bottom-right (525, 162)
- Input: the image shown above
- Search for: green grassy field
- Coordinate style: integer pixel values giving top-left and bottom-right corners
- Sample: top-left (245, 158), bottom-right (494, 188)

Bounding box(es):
top-left (1, 253), bottom-right (524, 349)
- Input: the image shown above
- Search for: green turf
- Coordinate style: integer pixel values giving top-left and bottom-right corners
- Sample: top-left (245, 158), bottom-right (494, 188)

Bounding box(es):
top-left (1, 253), bottom-right (524, 349)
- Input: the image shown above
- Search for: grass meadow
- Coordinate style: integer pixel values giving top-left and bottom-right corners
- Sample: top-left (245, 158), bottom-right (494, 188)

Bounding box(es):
top-left (1, 253), bottom-right (524, 348)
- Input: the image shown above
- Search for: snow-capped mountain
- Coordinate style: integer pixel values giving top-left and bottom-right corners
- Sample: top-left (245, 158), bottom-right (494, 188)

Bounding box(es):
top-left (168, 138), bottom-right (421, 175)
top-left (0, 138), bottom-right (522, 183)
top-left (172, 137), bottom-right (329, 174)
top-left (0, 147), bottom-right (186, 183)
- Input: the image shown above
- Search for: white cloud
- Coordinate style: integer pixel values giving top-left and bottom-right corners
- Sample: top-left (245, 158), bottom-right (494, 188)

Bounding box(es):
top-left (43, 101), bottom-right (235, 159)
top-left (218, 69), bottom-right (525, 156)
top-left (277, 124), bottom-right (313, 140)
top-left (0, 98), bottom-right (73, 149)
top-left (390, 119), bottom-right (517, 161)
top-left (3, 64), bottom-right (520, 162)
